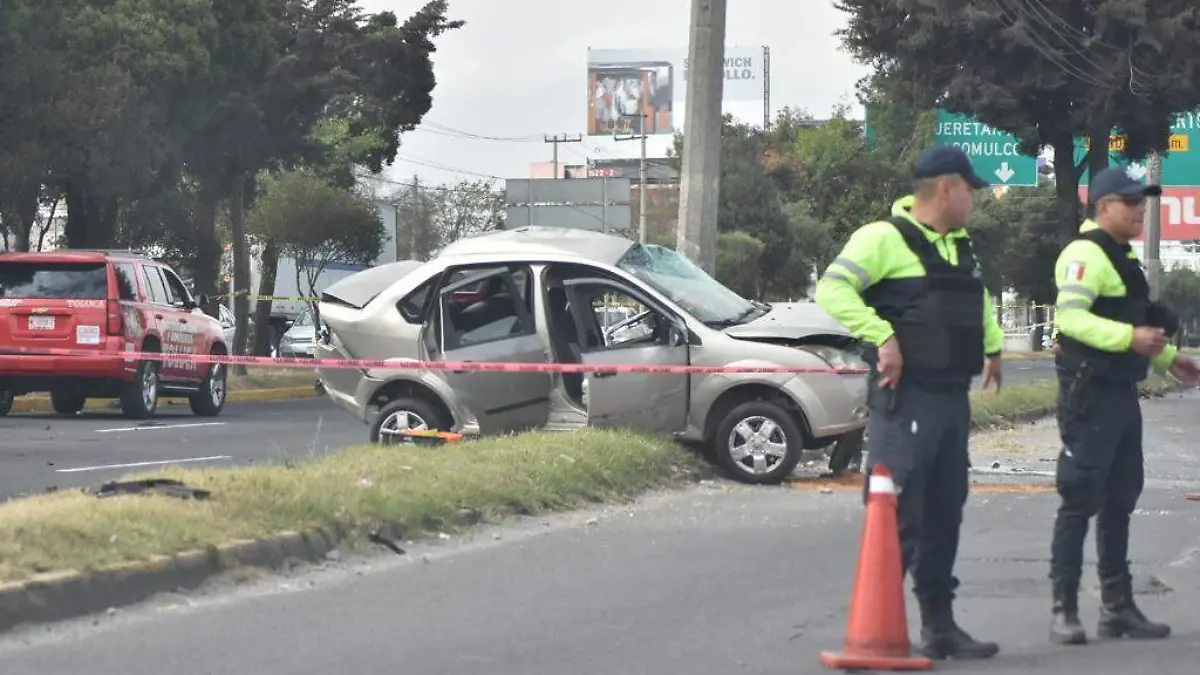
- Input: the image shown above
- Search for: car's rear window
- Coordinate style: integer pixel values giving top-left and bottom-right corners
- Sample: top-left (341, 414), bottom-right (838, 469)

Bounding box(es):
top-left (0, 262), bottom-right (109, 299)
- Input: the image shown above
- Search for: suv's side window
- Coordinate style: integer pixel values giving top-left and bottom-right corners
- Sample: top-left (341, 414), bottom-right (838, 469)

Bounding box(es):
top-left (159, 267), bottom-right (193, 307)
top-left (113, 263), bottom-right (139, 301)
top-left (140, 265), bottom-right (169, 304)
top-left (438, 266), bottom-right (535, 351)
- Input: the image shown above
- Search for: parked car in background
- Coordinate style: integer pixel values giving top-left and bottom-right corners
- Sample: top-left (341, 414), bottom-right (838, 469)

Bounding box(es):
top-left (313, 226), bottom-right (869, 485)
top-left (219, 304), bottom-right (235, 347)
top-left (0, 250), bottom-right (229, 418)
top-left (278, 309), bottom-right (318, 358)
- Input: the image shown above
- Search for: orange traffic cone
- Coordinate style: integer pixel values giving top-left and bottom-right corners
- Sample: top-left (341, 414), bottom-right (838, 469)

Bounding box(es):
top-left (820, 463), bottom-right (932, 671)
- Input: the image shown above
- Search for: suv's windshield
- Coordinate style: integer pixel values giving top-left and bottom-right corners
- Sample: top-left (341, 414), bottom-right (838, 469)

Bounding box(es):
top-left (616, 244), bottom-right (758, 325)
top-left (0, 262), bottom-right (109, 299)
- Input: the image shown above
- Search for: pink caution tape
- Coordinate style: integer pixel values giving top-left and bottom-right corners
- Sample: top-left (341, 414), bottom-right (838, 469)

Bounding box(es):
top-left (0, 346), bottom-right (869, 376)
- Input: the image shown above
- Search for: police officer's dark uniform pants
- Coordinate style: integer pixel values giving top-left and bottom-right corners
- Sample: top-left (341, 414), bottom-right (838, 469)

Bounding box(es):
top-left (1049, 367), bottom-right (1170, 642)
top-left (863, 379), bottom-right (998, 659)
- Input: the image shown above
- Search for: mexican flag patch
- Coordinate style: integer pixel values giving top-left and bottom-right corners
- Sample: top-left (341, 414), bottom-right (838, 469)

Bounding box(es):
top-left (1064, 261), bottom-right (1086, 281)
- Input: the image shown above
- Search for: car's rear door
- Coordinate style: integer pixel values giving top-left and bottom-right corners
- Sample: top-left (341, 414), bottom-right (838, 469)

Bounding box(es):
top-left (427, 264), bottom-right (553, 434)
top-left (0, 258), bottom-right (113, 356)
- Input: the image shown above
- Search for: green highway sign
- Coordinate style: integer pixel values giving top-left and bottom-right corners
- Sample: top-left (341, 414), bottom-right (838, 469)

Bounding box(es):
top-left (932, 110), bottom-right (1039, 187)
top-left (1075, 110), bottom-right (1200, 187)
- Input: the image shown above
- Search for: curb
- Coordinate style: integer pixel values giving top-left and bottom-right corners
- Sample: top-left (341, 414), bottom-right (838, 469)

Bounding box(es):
top-left (0, 524), bottom-right (349, 634)
top-left (0, 382), bottom-right (1192, 635)
top-left (10, 386), bottom-right (319, 414)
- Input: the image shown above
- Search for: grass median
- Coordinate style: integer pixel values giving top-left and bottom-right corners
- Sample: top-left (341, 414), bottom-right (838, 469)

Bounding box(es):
top-left (970, 371), bottom-right (1179, 428)
top-left (0, 429), bottom-right (704, 583)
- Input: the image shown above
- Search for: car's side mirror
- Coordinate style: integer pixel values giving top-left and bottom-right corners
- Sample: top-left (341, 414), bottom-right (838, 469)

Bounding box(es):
top-left (192, 293), bottom-right (210, 309)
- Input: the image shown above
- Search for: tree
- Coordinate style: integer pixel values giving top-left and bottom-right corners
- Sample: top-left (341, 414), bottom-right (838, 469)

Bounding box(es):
top-left (670, 114), bottom-right (809, 299)
top-left (427, 179), bottom-right (504, 250)
top-left (247, 169), bottom-right (385, 324)
top-left (0, 0), bottom-right (217, 251)
top-left (715, 231), bottom-right (766, 298)
top-left (836, 0), bottom-right (1200, 239)
top-left (1160, 265), bottom-right (1200, 347)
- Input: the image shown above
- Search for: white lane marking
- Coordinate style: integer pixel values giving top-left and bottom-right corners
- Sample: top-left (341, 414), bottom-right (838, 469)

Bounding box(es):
top-left (95, 422), bottom-right (226, 433)
top-left (55, 455), bottom-right (234, 473)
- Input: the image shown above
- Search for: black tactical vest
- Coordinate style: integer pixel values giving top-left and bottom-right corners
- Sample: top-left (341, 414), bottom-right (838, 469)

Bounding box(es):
top-left (1056, 228), bottom-right (1151, 381)
top-left (860, 216), bottom-right (986, 384)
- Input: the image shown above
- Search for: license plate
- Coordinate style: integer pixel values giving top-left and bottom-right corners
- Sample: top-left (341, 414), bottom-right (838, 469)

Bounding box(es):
top-left (28, 315), bottom-right (55, 330)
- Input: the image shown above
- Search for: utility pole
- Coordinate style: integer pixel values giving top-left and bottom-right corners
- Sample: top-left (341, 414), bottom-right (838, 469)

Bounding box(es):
top-left (615, 113), bottom-right (648, 243)
top-left (1145, 152), bottom-right (1163, 299)
top-left (544, 134), bottom-right (583, 178)
top-left (676, 0), bottom-right (726, 274)
top-left (410, 175), bottom-right (420, 260)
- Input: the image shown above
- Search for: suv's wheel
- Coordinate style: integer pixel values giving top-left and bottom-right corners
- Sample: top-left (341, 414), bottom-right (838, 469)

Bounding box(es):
top-left (370, 396), bottom-right (449, 446)
top-left (0, 390), bottom-right (13, 417)
top-left (713, 400), bottom-right (804, 485)
top-left (50, 391), bottom-right (86, 416)
top-left (189, 361), bottom-right (227, 417)
top-left (120, 357), bottom-right (160, 419)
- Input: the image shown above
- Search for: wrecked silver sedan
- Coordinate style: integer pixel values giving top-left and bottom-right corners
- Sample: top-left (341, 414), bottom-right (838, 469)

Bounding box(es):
top-left (314, 226), bottom-right (869, 485)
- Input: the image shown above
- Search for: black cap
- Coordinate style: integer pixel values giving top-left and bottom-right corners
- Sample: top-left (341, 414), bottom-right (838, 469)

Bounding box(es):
top-left (1088, 166), bottom-right (1162, 204)
top-left (913, 146), bottom-right (989, 189)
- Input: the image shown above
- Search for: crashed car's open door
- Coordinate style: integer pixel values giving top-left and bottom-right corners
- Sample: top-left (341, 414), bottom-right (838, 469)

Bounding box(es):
top-left (429, 265), bottom-right (553, 435)
top-left (563, 277), bottom-right (689, 435)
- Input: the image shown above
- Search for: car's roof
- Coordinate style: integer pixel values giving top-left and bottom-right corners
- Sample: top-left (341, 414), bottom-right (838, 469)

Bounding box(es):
top-left (0, 249), bottom-right (153, 263)
top-left (437, 226), bottom-right (637, 265)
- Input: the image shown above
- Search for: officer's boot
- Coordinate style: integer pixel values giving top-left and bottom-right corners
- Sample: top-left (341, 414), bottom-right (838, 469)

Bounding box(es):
top-left (1049, 578), bottom-right (1087, 645)
top-left (1097, 575), bottom-right (1171, 640)
top-left (917, 599), bottom-right (1000, 660)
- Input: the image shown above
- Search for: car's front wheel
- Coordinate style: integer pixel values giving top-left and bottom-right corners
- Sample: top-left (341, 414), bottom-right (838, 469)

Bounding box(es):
top-left (0, 390), bottom-right (12, 417)
top-left (713, 400), bottom-right (804, 485)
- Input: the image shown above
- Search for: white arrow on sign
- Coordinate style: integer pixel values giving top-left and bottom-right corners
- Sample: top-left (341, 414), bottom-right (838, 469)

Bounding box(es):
top-left (994, 162), bottom-right (1015, 183)
top-left (1126, 163), bottom-right (1147, 180)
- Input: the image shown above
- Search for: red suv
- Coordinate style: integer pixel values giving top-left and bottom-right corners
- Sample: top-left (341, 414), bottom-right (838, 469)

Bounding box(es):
top-left (0, 250), bottom-right (228, 419)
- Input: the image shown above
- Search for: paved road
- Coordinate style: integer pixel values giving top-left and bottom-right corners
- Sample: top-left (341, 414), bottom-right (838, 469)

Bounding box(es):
top-left (0, 390), bottom-right (1197, 674)
top-left (0, 359), bottom-right (1057, 500)
top-left (0, 398), bottom-right (366, 500)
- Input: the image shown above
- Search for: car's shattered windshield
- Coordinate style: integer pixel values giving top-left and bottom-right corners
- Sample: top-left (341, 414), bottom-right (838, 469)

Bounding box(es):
top-left (616, 243), bottom-right (757, 325)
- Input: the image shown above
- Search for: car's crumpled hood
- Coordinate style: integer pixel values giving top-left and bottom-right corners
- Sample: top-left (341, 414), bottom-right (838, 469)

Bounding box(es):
top-left (721, 302), bottom-right (853, 343)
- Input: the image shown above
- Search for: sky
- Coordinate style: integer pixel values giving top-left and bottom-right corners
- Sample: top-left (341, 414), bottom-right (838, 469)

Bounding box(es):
top-left (358, 0), bottom-right (870, 194)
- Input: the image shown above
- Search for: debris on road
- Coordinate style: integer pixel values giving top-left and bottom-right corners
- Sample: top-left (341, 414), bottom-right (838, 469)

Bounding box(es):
top-left (89, 478), bottom-right (211, 501)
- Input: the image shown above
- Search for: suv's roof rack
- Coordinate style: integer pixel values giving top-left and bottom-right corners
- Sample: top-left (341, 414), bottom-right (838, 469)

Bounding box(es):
top-left (58, 248), bottom-right (156, 258)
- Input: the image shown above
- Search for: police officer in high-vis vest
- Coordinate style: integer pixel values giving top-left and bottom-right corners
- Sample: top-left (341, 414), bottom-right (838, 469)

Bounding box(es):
top-left (1048, 167), bottom-right (1200, 645)
top-left (815, 145), bottom-right (1004, 661)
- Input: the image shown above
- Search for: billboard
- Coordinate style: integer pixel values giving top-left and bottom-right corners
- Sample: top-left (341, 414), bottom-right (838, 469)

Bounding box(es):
top-left (1076, 185), bottom-right (1200, 240)
top-left (586, 46), bottom-right (765, 137)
